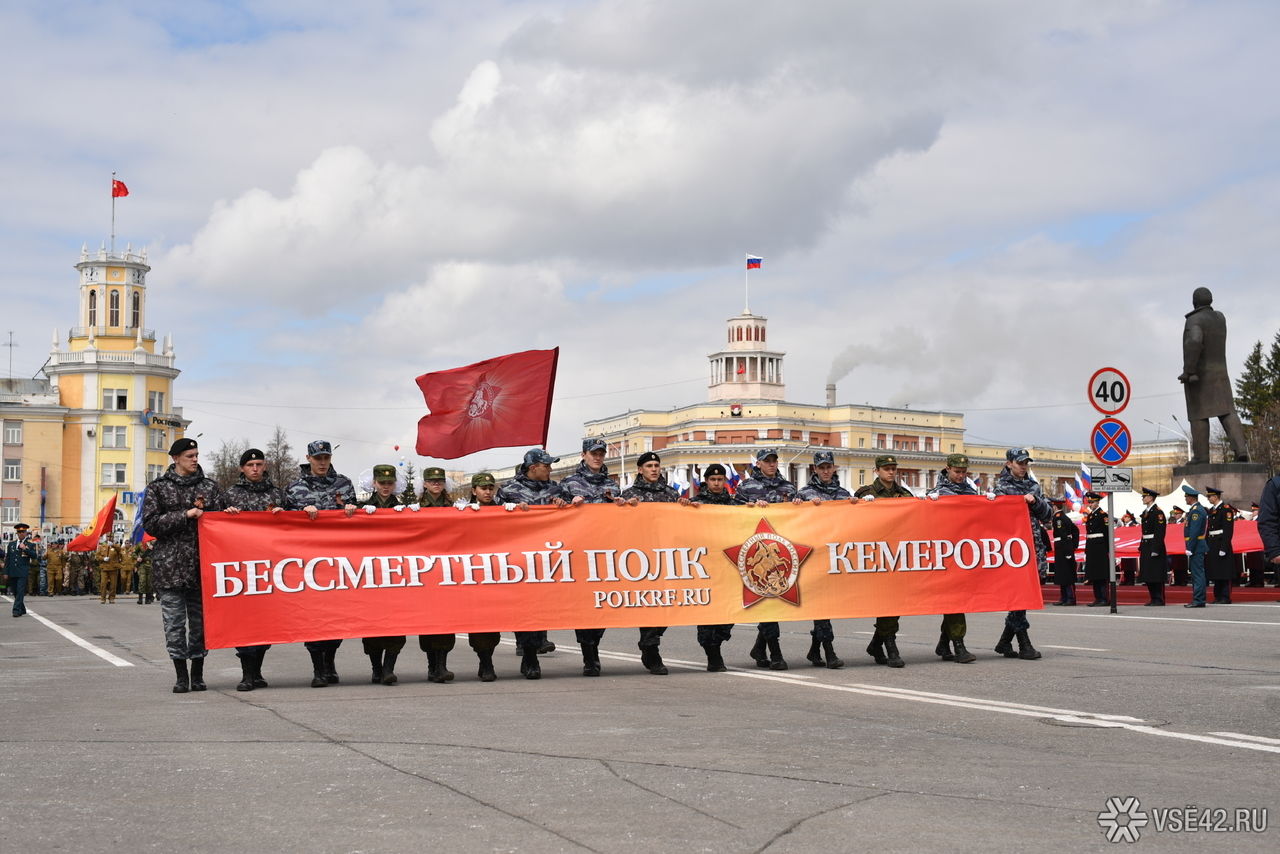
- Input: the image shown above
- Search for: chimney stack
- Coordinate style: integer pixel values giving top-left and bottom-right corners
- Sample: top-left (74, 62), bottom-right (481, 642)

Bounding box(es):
top-left (826, 383), bottom-right (836, 407)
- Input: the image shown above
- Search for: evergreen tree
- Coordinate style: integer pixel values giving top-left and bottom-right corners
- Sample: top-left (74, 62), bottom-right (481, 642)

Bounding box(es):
top-left (400, 462), bottom-right (418, 504)
top-left (1235, 340), bottom-right (1269, 421)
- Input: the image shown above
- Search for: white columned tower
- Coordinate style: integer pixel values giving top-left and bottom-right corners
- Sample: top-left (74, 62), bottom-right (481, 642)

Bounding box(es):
top-left (707, 312), bottom-right (786, 402)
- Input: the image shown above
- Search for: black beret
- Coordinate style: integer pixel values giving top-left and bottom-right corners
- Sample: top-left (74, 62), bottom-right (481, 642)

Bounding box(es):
top-left (637, 451), bottom-right (661, 467)
top-left (169, 437), bottom-right (198, 456)
top-left (240, 448), bottom-right (265, 466)
top-left (704, 463), bottom-right (726, 478)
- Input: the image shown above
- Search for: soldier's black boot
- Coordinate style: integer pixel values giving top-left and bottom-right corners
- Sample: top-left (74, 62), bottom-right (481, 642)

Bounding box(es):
top-left (538, 639), bottom-right (556, 654)
top-left (136, 594), bottom-right (143, 605)
top-left (866, 636), bottom-right (888, 665)
top-left (639, 645), bottom-right (668, 675)
top-left (805, 637), bottom-right (825, 667)
top-left (951, 639), bottom-right (976, 664)
top-left (190, 657), bottom-right (206, 691)
top-left (369, 653), bottom-right (384, 684)
top-left (749, 634), bottom-right (769, 668)
top-left (381, 651), bottom-right (399, 685)
top-left (476, 650), bottom-right (496, 683)
top-left (237, 655), bottom-right (255, 692)
top-left (822, 640), bottom-right (843, 669)
top-left (704, 644), bottom-right (726, 672)
top-left (580, 643), bottom-right (601, 677)
top-left (883, 638), bottom-right (905, 668)
top-left (251, 649), bottom-right (269, 688)
top-left (439, 650), bottom-right (455, 682)
top-left (766, 639), bottom-right (788, 671)
top-left (322, 648), bottom-right (339, 684)
top-left (520, 650), bottom-right (541, 680)
top-left (935, 632), bottom-right (955, 661)
top-left (994, 627), bottom-right (1017, 658)
top-left (1015, 630), bottom-right (1042, 660)
top-left (426, 649), bottom-right (442, 683)
top-left (172, 658), bottom-right (190, 694)
top-left (309, 649), bottom-right (328, 687)
top-left (144, 593), bottom-right (154, 604)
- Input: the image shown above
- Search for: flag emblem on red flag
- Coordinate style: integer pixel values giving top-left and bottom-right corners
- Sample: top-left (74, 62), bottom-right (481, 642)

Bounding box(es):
top-left (746, 256), bottom-right (762, 270)
top-left (66, 494), bottom-right (118, 552)
top-left (415, 348), bottom-right (559, 459)
top-left (112, 179), bottom-right (129, 198)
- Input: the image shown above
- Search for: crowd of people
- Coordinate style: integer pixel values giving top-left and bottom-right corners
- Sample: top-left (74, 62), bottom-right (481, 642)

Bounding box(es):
top-left (9, 434), bottom-right (1280, 695)
top-left (1, 528), bottom-right (155, 612)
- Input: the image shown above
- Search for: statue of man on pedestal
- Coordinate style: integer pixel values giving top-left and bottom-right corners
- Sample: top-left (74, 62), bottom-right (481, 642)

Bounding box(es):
top-left (1179, 287), bottom-right (1249, 464)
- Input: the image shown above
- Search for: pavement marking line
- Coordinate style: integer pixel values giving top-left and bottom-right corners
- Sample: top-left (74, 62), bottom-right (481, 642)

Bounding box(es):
top-left (1208, 732), bottom-right (1280, 746)
top-left (1040, 644), bottom-right (1108, 651)
top-left (499, 640), bottom-right (1280, 755)
top-left (1034, 611), bottom-right (1280, 627)
top-left (0, 600), bottom-right (134, 668)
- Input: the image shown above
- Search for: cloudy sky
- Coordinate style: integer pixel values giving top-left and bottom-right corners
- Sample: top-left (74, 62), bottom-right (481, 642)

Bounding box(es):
top-left (5, 0), bottom-right (1279, 478)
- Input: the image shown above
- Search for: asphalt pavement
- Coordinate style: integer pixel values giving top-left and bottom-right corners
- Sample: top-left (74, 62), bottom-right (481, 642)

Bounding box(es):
top-left (2, 593), bottom-right (1278, 853)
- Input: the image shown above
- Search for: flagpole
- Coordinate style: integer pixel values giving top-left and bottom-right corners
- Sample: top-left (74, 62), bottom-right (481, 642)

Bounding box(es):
top-left (744, 254), bottom-right (750, 314)
top-left (110, 171), bottom-right (117, 255)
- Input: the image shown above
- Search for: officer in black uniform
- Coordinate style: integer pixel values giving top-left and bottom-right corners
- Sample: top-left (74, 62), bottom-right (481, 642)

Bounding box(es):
top-left (1204, 486), bottom-right (1235, 604)
top-left (1049, 498), bottom-right (1079, 605)
top-left (1138, 487), bottom-right (1167, 606)
top-left (1082, 492), bottom-right (1111, 606)
top-left (690, 463), bottom-right (741, 671)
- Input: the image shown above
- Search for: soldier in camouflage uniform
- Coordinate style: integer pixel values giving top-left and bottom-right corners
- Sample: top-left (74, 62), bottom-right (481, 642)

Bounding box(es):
top-left (735, 448), bottom-right (797, 670)
top-left (853, 454), bottom-right (916, 668)
top-left (990, 448), bottom-right (1050, 661)
top-left (223, 448), bottom-right (286, 690)
top-left (561, 438), bottom-right (620, 676)
top-left (135, 541), bottom-right (154, 603)
top-left (284, 440), bottom-right (358, 687)
top-left (45, 540), bottom-right (65, 597)
top-left (356, 464), bottom-right (408, 685)
top-left (96, 539), bottom-right (120, 604)
top-left (925, 453), bottom-right (988, 664)
top-left (142, 437), bottom-right (226, 693)
top-left (619, 451), bottom-right (690, 675)
top-left (456, 472), bottom-right (502, 682)
top-left (794, 450), bottom-right (852, 668)
top-left (496, 448), bottom-right (569, 679)
top-left (691, 463), bottom-right (742, 671)
top-left (415, 465), bottom-right (459, 683)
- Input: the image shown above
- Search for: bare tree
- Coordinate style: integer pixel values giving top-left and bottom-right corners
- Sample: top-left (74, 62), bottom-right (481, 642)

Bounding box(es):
top-left (207, 438), bottom-right (250, 490)
top-left (265, 425), bottom-right (299, 487)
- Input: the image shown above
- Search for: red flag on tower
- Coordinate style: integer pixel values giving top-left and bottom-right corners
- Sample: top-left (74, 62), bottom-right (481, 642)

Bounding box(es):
top-left (414, 348), bottom-right (559, 459)
top-left (66, 494), bottom-right (119, 552)
top-left (112, 179), bottom-right (129, 198)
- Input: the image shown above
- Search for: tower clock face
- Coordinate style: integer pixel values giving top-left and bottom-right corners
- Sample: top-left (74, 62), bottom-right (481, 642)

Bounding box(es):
top-left (107, 268), bottom-right (125, 282)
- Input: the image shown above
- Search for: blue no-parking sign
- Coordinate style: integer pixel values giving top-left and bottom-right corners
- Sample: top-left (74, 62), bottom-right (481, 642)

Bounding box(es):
top-left (1091, 418), bottom-right (1132, 465)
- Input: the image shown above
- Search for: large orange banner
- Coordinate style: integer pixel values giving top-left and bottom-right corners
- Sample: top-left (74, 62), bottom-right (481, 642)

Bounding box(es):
top-left (199, 496), bottom-right (1043, 649)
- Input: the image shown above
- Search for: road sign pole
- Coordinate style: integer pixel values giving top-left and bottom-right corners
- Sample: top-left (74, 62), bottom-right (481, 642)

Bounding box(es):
top-left (1107, 491), bottom-right (1117, 614)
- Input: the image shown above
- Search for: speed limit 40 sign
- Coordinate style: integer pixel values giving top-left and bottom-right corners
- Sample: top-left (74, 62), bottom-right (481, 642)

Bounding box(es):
top-left (1088, 367), bottom-right (1131, 416)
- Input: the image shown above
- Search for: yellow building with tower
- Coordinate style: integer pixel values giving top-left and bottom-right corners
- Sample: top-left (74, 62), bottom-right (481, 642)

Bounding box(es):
top-left (12, 242), bottom-right (188, 536)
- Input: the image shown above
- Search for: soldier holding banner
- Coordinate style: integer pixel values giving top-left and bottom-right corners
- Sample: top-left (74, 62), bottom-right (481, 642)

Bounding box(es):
top-left (224, 448), bottom-right (286, 691)
top-left (991, 448), bottom-right (1049, 660)
top-left (690, 463), bottom-right (741, 672)
top-left (925, 453), bottom-right (985, 663)
top-left (357, 464), bottom-right (409, 685)
top-left (458, 472), bottom-right (502, 682)
top-left (853, 454), bottom-right (915, 668)
top-left (416, 465), bottom-right (460, 683)
top-left (560, 438), bottom-right (618, 677)
top-left (795, 450), bottom-right (850, 669)
top-left (284, 440), bottom-right (358, 687)
top-left (735, 448), bottom-right (797, 670)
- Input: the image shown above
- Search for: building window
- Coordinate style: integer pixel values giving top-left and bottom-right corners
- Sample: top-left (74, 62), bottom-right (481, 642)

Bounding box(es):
top-left (925, 436), bottom-right (933, 452)
top-left (858, 470), bottom-right (866, 485)
top-left (131, 292), bottom-right (142, 327)
top-left (101, 425), bottom-right (128, 448)
top-left (88, 290), bottom-right (97, 326)
top-left (857, 437), bottom-right (865, 448)
top-left (101, 463), bottom-right (127, 485)
top-left (3, 421), bottom-right (20, 445)
top-left (3, 459), bottom-right (20, 481)
top-left (876, 434), bottom-right (887, 450)
top-left (109, 289), bottom-right (121, 326)
top-left (146, 464), bottom-right (164, 484)
top-left (148, 428), bottom-right (166, 450)
top-left (102, 388), bottom-right (128, 410)
top-left (1, 502), bottom-right (18, 523)
top-left (148, 390), bottom-right (165, 412)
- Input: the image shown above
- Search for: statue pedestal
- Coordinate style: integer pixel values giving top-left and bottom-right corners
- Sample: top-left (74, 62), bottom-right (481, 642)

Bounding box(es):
top-left (1171, 462), bottom-right (1270, 506)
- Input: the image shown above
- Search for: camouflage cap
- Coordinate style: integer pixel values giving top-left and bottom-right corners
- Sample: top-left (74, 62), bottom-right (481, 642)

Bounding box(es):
top-left (755, 447), bottom-right (779, 461)
top-left (471, 472), bottom-right (496, 488)
top-left (874, 454), bottom-right (898, 468)
top-left (373, 464), bottom-right (397, 482)
top-left (582, 438), bottom-right (607, 453)
top-left (423, 466), bottom-right (446, 481)
top-left (306, 440), bottom-right (332, 457)
top-left (1005, 447), bottom-right (1033, 463)
top-left (813, 450), bottom-right (835, 466)
top-left (945, 453), bottom-right (969, 468)
top-left (522, 448), bottom-right (559, 467)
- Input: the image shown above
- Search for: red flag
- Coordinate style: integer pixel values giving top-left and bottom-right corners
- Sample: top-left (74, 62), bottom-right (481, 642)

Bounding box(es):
top-left (66, 494), bottom-right (118, 552)
top-left (415, 348), bottom-right (558, 459)
top-left (112, 179), bottom-right (129, 198)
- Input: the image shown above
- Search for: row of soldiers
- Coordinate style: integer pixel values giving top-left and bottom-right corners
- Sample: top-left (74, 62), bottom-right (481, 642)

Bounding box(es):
top-left (1054, 484), bottom-right (1242, 608)
top-left (0, 537), bottom-right (155, 603)
top-left (147, 436), bottom-right (1053, 695)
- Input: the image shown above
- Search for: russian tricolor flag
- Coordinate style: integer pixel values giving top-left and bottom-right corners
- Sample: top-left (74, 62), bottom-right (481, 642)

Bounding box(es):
top-left (746, 256), bottom-right (762, 270)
